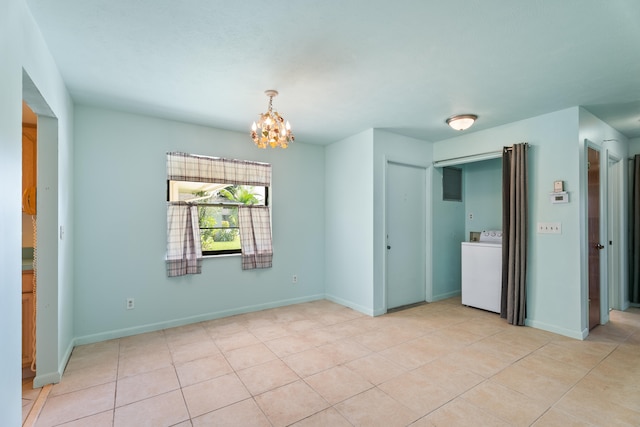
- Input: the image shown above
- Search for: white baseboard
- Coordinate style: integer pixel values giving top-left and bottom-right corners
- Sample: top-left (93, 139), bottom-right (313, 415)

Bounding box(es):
top-left (32, 338), bottom-right (73, 387)
top-left (74, 294), bottom-right (325, 346)
top-left (525, 318), bottom-right (586, 340)
top-left (431, 290), bottom-right (461, 301)
top-left (33, 371), bottom-right (61, 388)
top-left (324, 294), bottom-right (374, 316)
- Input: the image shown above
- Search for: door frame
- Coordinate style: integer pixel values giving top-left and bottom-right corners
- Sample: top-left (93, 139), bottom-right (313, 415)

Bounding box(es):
top-left (606, 153), bottom-right (625, 312)
top-left (583, 140), bottom-right (608, 331)
top-left (382, 158), bottom-right (431, 312)
top-left (582, 139), bottom-right (608, 337)
top-left (23, 71), bottom-right (61, 387)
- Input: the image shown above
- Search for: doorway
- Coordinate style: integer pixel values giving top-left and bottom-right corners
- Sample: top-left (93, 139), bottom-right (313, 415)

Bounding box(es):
top-left (23, 70), bottom-right (59, 387)
top-left (22, 102), bottom-right (37, 380)
top-left (386, 161), bottom-right (426, 309)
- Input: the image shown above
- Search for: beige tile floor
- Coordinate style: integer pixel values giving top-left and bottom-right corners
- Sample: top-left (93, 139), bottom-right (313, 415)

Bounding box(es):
top-left (24, 297), bottom-right (640, 426)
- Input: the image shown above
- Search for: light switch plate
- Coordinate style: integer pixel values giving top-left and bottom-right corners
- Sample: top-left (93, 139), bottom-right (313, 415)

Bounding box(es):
top-left (537, 222), bottom-right (562, 234)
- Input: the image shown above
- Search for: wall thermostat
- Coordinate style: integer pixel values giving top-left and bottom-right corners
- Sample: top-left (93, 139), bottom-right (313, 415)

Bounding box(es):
top-left (550, 191), bottom-right (569, 204)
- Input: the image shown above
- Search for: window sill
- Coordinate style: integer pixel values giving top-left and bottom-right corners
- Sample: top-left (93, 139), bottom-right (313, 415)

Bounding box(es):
top-left (202, 253), bottom-right (241, 259)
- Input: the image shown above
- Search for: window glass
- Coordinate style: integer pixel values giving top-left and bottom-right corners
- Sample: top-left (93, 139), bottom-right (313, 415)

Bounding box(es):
top-left (168, 181), bottom-right (268, 255)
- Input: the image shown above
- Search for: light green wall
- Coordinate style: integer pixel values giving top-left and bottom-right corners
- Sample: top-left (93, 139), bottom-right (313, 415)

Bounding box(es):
top-left (0, 1), bottom-right (75, 421)
top-left (464, 158), bottom-right (502, 237)
top-left (431, 159), bottom-right (502, 302)
top-left (435, 108), bottom-right (584, 337)
top-left (22, 4), bottom-right (76, 387)
top-left (324, 130), bottom-right (375, 313)
top-left (0, 0), bottom-right (25, 423)
top-left (431, 167), bottom-right (466, 300)
top-left (73, 105), bottom-right (325, 343)
top-left (433, 107), bottom-right (630, 339)
top-left (324, 129), bottom-right (432, 315)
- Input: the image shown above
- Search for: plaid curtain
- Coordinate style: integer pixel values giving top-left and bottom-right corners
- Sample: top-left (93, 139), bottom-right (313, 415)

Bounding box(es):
top-left (166, 202), bottom-right (202, 277)
top-left (166, 153), bottom-right (273, 274)
top-left (167, 152), bottom-right (271, 186)
top-left (238, 206), bottom-right (273, 270)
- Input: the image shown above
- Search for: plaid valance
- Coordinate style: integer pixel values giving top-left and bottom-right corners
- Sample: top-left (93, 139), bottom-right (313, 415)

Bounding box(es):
top-left (167, 152), bottom-right (271, 186)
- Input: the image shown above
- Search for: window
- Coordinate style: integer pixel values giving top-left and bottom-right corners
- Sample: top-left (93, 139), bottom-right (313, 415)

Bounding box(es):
top-left (167, 181), bottom-right (268, 255)
top-left (165, 152), bottom-right (273, 276)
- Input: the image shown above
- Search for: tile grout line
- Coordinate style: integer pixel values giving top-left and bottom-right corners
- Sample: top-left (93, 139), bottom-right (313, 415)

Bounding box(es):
top-left (173, 328), bottom-right (198, 425)
top-left (112, 337), bottom-right (122, 423)
top-left (520, 337), bottom-right (623, 426)
top-left (25, 301), bottom-right (639, 426)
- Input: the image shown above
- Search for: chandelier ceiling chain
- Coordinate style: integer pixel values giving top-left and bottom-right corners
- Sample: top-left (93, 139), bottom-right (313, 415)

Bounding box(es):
top-left (251, 90), bottom-right (295, 149)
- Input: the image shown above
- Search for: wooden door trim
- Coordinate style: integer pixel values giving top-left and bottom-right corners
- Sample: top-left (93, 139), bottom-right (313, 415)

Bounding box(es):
top-left (587, 145), bottom-right (602, 330)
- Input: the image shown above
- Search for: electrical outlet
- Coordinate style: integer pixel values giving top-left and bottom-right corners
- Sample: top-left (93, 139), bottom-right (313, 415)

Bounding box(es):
top-left (468, 213), bottom-right (474, 220)
top-left (126, 298), bottom-right (135, 310)
top-left (292, 275), bottom-right (298, 284)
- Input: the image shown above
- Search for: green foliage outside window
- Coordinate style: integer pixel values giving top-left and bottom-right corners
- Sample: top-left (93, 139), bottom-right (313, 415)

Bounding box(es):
top-left (192, 185), bottom-right (264, 253)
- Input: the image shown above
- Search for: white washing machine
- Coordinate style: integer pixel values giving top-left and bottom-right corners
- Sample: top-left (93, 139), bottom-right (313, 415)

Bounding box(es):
top-left (461, 230), bottom-right (502, 313)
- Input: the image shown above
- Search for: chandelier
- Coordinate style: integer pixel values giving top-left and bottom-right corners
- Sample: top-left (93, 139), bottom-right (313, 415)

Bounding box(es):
top-left (251, 90), bottom-right (295, 149)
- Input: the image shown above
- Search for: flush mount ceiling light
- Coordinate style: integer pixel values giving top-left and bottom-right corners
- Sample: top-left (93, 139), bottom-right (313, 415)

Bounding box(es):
top-left (251, 90), bottom-right (295, 149)
top-left (446, 114), bottom-right (478, 131)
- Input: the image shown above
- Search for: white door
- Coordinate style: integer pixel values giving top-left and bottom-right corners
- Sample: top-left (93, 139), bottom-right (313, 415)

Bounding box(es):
top-left (386, 161), bottom-right (426, 309)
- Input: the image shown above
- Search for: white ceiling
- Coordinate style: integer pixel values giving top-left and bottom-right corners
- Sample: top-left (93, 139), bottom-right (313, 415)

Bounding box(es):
top-left (25, 0), bottom-right (640, 144)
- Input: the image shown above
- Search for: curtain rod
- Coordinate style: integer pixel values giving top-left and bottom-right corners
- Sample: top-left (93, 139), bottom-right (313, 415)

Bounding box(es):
top-left (503, 142), bottom-right (530, 152)
top-left (167, 152), bottom-right (271, 167)
top-left (432, 150), bottom-right (502, 167)
top-left (433, 143), bottom-right (530, 167)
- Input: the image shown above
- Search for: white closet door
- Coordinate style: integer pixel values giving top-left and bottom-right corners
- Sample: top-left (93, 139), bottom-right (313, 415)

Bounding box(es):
top-left (386, 161), bottom-right (426, 309)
